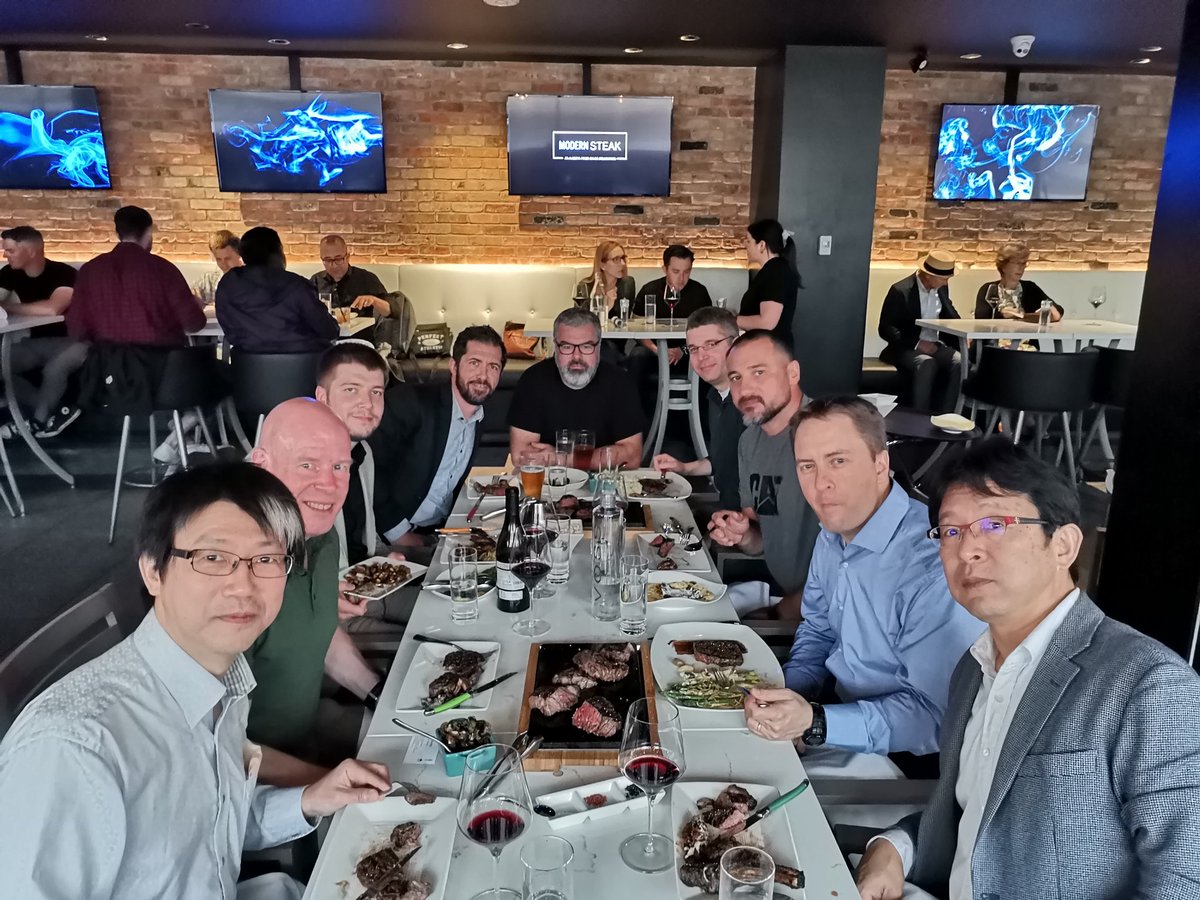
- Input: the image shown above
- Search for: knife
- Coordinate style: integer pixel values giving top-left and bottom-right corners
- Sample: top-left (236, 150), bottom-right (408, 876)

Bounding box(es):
top-left (466, 474), bottom-right (501, 523)
top-left (732, 779), bottom-right (810, 834)
top-left (423, 670), bottom-right (520, 716)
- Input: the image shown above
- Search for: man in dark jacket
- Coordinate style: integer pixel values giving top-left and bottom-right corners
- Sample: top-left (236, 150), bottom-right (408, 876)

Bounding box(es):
top-left (215, 227), bottom-right (338, 353)
top-left (878, 249), bottom-right (962, 413)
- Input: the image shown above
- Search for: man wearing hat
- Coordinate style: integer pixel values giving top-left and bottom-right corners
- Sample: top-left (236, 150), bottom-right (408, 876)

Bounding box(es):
top-left (878, 249), bottom-right (962, 412)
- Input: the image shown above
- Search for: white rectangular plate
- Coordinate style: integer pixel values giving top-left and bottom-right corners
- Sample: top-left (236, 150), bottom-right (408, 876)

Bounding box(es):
top-left (670, 782), bottom-right (801, 900)
top-left (340, 557), bottom-right (429, 601)
top-left (638, 532), bottom-right (709, 573)
top-left (533, 775), bottom-right (661, 832)
top-left (302, 795), bottom-right (456, 900)
top-left (644, 573), bottom-right (727, 611)
top-left (651, 623), bottom-right (783, 730)
top-left (438, 529), bottom-right (498, 565)
top-left (394, 640), bottom-right (501, 713)
top-left (622, 469), bottom-right (692, 501)
top-left (465, 475), bottom-right (518, 501)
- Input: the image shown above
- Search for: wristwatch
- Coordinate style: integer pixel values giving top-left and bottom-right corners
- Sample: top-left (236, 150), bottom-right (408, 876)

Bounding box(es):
top-left (364, 676), bottom-right (387, 711)
top-left (801, 702), bottom-right (827, 747)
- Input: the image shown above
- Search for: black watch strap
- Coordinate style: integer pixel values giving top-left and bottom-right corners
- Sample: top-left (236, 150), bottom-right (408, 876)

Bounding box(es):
top-left (364, 676), bottom-right (387, 711)
top-left (802, 702), bottom-right (827, 747)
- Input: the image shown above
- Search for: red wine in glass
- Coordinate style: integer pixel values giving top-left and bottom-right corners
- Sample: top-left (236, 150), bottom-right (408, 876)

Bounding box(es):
top-left (513, 560), bottom-right (551, 590)
top-left (623, 753), bottom-right (682, 790)
top-left (466, 808), bottom-right (527, 847)
top-left (618, 698), bottom-right (685, 873)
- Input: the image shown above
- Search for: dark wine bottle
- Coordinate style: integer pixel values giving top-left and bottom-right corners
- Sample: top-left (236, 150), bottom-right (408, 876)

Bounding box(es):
top-left (495, 486), bottom-right (529, 613)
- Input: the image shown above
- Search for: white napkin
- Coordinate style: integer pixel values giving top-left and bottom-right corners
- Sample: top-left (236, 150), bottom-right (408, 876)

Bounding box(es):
top-left (859, 392), bottom-right (899, 418)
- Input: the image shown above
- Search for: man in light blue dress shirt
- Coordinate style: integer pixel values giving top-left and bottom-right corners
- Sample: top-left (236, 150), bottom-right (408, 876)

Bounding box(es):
top-left (744, 397), bottom-right (983, 758)
top-left (0, 463), bottom-right (393, 899)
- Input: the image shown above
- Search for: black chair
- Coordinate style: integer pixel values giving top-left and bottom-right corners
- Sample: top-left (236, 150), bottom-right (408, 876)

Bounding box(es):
top-left (229, 350), bottom-right (324, 449)
top-left (109, 346), bottom-right (227, 543)
top-left (1080, 346), bottom-right (1133, 469)
top-left (965, 347), bottom-right (1099, 483)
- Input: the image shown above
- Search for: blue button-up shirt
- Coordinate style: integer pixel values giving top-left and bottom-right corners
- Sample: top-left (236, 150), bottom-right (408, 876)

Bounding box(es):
top-left (784, 480), bottom-right (984, 755)
top-left (0, 611), bottom-right (315, 899)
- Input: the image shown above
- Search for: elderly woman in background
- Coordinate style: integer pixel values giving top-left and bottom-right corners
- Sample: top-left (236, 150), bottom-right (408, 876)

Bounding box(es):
top-left (575, 240), bottom-right (636, 319)
top-left (975, 241), bottom-right (1063, 322)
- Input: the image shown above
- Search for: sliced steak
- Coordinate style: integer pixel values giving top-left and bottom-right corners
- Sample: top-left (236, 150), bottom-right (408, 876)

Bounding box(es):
top-left (656, 538), bottom-right (675, 558)
top-left (552, 666), bottom-right (599, 689)
top-left (572, 696), bottom-right (620, 737)
top-left (528, 684), bottom-right (580, 717)
top-left (356, 847), bottom-right (399, 887)
top-left (389, 822), bottom-right (423, 851)
top-left (377, 877), bottom-right (432, 900)
top-left (692, 639), bottom-right (746, 667)
top-left (442, 649), bottom-right (488, 676)
top-left (595, 642), bottom-right (636, 662)
top-left (404, 790), bottom-right (437, 806)
top-left (774, 865), bottom-right (805, 889)
top-left (716, 784), bottom-right (757, 813)
top-left (678, 860), bottom-right (720, 894)
top-left (573, 649), bottom-right (629, 683)
top-left (427, 671), bottom-right (477, 705)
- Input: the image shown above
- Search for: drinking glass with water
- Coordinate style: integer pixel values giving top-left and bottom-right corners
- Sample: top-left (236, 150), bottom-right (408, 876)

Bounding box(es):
top-left (591, 506), bottom-right (624, 622)
top-left (619, 554), bottom-right (649, 636)
top-left (448, 545), bottom-right (479, 623)
top-left (521, 834), bottom-right (574, 900)
top-left (547, 514), bottom-right (572, 585)
top-left (644, 296), bottom-right (657, 328)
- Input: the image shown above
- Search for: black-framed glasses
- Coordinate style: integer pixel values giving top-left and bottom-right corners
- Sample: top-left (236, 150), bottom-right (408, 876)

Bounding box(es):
top-left (555, 340), bottom-right (599, 356)
top-left (927, 516), bottom-right (1051, 542)
top-left (684, 336), bottom-right (733, 356)
top-left (321, 255), bottom-right (347, 265)
top-left (169, 548), bottom-right (294, 578)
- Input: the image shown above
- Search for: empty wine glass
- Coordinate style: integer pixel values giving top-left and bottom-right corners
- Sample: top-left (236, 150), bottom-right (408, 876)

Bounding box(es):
top-left (1089, 286), bottom-right (1107, 317)
top-left (457, 743), bottom-right (534, 900)
top-left (984, 283), bottom-right (1002, 318)
top-left (618, 698), bottom-right (685, 872)
top-left (512, 512), bottom-right (552, 637)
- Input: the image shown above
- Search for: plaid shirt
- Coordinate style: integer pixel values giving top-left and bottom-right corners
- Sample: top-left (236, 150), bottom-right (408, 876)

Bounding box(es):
top-left (66, 242), bottom-right (207, 346)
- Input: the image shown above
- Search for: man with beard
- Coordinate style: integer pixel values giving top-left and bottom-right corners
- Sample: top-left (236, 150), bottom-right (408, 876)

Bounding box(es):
top-left (508, 307), bottom-right (645, 468)
top-left (372, 326), bottom-right (506, 552)
top-left (708, 330), bottom-right (820, 620)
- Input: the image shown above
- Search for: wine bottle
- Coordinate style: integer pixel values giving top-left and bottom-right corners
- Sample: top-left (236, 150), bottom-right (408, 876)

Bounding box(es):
top-left (495, 485), bottom-right (529, 613)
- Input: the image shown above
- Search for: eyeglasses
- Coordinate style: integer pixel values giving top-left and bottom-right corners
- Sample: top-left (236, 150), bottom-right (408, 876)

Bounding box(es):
top-left (927, 516), bottom-right (1051, 542)
top-left (604, 255), bottom-right (626, 263)
top-left (321, 255), bottom-right (347, 265)
top-left (170, 548), bottom-right (294, 578)
top-left (684, 336), bottom-right (733, 356)
top-left (555, 340), bottom-right (599, 356)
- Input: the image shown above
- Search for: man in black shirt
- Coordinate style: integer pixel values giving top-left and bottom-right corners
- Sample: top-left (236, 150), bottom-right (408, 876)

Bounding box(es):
top-left (0, 225), bottom-right (86, 438)
top-left (509, 307), bottom-right (646, 468)
top-left (311, 234), bottom-right (390, 318)
top-left (652, 307), bottom-right (744, 510)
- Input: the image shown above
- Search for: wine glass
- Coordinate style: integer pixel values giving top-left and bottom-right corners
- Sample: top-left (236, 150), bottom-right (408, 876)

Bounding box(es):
top-left (984, 283), bottom-right (1002, 318)
top-left (512, 514), bottom-right (552, 637)
top-left (1089, 286), bottom-right (1107, 318)
top-left (618, 698), bottom-right (685, 872)
top-left (664, 284), bottom-right (681, 327)
top-left (457, 743), bottom-right (533, 900)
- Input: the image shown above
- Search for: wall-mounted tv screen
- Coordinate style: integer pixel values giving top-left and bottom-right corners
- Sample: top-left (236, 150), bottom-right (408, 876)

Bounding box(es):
top-left (507, 95), bottom-right (672, 196)
top-left (0, 85), bottom-right (111, 190)
top-left (933, 104), bottom-right (1099, 201)
top-left (209, 90), bottom-right (386, 193)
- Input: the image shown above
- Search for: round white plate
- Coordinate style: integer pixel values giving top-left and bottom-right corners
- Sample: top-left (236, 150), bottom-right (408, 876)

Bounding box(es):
top-left (544, 466), bottom-right (590, 496)
top-left (929, 413), bottom-right (975, 433)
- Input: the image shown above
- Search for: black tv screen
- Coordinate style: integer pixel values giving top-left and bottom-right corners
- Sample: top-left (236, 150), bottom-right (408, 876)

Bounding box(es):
top-left (933, 104), bottom-right (1099, 201)
top-left (507, 95), bottom-right (672, 196)
top-left (209, 90), bottom-right (386, 193)
top-left (0, 85), bottom-right (111, 190)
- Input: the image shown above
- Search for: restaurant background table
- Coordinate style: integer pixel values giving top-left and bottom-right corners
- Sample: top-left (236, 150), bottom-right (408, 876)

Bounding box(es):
top-left (523, 317), bottom-right (706, 465)
top-left (0, 313), bottom-right (75, 516)
top-left (193, 312), bottom-right (375, 342)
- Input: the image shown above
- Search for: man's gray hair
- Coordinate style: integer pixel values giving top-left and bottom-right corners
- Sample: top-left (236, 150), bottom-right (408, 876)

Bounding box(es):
top-left (553, 306), bottom-right (601, 341)
top-left (686, 306), bottom-right (738, 340)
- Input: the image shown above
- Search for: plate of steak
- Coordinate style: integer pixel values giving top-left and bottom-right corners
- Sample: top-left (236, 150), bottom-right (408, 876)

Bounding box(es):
top-left (637, 532), bottom-right (709, 572)
top-left (393, 640), bottom-right (501, 713)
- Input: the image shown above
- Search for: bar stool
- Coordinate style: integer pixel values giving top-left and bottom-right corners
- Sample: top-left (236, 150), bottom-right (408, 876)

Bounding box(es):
top-left (229, 350), bottom-right (324, 450)
top-left (965, 346), bottom-right (1098, 483)
top-left (1080, 346), bottom-right (1133, 469)
top-left (109, 346), bottom-right (225, 543)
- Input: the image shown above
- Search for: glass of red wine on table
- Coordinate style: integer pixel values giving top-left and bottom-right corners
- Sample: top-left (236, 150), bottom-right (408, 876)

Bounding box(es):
top-left (512, 511), bottom-right (552, 637)
top-left (665, 283), bottom-right (681, 328)
top-left (619, 697), bottom-right (686, 872)
top-left (457, 743), bottom-right (534, 900)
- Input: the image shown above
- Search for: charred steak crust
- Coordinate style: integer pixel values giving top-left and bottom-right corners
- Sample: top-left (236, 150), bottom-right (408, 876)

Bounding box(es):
top-left (572, 695), bottom-right (620, 737)
top-left (691, 639), bottom-right (747, 666)
top-left (551, 666), bottom-right (599, 689)
top-left (528, 684), bottom-right (580, 717)
top-left (356, 847), bottom-right (400, 886)
top-left (573, 649), bottom-right (630, 682)
top-left (442, 649), bottom-right (487, 675)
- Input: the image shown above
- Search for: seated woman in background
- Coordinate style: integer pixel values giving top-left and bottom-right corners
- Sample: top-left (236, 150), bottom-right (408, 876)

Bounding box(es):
top-left (975, 241), bottom-right (1064, 322)
top-left (575, 240), bottom-right (635, 319)
top-left (737, 219), bottom-right (800, 346)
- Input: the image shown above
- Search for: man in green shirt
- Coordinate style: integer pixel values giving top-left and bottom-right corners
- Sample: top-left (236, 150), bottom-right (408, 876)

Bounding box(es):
top-left (247, 398), bottom-right (385, 764)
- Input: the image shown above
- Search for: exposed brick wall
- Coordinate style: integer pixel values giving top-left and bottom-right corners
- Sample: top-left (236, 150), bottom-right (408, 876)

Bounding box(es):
top-left (873, 70), bottom-right (1174, 270)
top-left (1, 53), bottom-right (754, 267)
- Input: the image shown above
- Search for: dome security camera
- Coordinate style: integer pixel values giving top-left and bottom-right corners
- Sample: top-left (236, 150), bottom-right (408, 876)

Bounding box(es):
top-left (1011, 34), bottom-right (1035, 58)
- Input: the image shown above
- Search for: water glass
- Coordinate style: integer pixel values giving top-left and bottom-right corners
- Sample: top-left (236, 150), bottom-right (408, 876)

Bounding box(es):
top-left (597, 446), bottom-right (619, 478)
top-left (715, 297), bottom-right (727, 310)
top-left (619, 296), bottom-right (631, 326)
top-left (521, 835), bottom-right (574, 900)
top-left (547, 514), bottom-right (572, 585)
top-left (590, 506), bottom-right (625, 622)
top-left (619, 554), bottom-right (648, 636)
top-left (644, 296), bottom-right (657, 327)
top-left (546, 466), bottom-right (569, 499)
top-left (718, 846), bottom-right (775, 899)
top-left (318, 291), bottom-right (334, 313)
top-left (449, 546), bottom-right (480, 623)
top-left (1038, 299), bottom-right (1053, 327)
top-left (555, 429), bottom-right (576, 462)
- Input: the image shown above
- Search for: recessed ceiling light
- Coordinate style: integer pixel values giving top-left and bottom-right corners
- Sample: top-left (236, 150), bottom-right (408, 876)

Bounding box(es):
top-left (960, 52), bottom-right (982, 60)
top-left (85, 34), bottom-right (108, 42)
top-left (680, 34), bottom-right (701, 42)
top-left (184, 22), bottom-right (209, 30)
top-left (624, 47), bottom-right (643, 54)
top-left (267, 38), bottom-right (291, 45)
top-left (1140, 45), bottom-right (1163, 52)
top-left (1130, 57), bottom-right (1152, 64)
top-left (483, 0), bottom-right (520, 6)
top-left (446, 42), bottom-right (469, 50)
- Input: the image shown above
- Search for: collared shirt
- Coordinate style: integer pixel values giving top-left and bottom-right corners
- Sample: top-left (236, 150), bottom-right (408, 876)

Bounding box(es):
top-left (384, 395), bottom-right (483, 541)
top-left (66, 242), bottom-right (207, 346)
top-left (783, 481), bottom-right (984, 755)
top-left (875, 589), bottom-right (1081, 896)
top-left (916, 273), bottom-right (942, 344)
top-left (0, 610), bottom-right (314, 899)
top-left (336, 441), bottom-right (378, 568)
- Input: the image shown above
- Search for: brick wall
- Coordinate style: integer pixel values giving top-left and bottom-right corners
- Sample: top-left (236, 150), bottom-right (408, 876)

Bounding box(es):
top-left (872, 70), bottom-right (1174, 270)
top-left (2, 52), bottom-right (754, 267)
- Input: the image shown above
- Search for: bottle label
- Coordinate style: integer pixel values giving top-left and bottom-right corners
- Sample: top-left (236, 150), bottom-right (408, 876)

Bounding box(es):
top-left (496, 563), bottom-right (525, 607)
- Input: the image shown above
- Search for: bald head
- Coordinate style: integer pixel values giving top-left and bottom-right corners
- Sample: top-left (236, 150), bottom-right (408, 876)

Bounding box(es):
top-left (251, 398), bottom-right (352, 537)
top-left (319, 234), bottom-right (351, 281)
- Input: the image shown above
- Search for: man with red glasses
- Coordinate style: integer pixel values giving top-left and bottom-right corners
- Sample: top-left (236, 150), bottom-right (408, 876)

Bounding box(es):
top-left (855, 437), bottom-right (1200, 900)
top-left (508, 307), bottom-right (645, 469)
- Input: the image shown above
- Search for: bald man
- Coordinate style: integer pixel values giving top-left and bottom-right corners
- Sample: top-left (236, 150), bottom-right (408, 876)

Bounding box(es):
top-left (246, 398), bottom-right (386, 763)
top-left (310, 234), bottom-right (391, 319)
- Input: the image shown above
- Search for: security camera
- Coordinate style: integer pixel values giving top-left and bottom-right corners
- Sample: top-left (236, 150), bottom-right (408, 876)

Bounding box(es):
top-left (1010, 35), bottom-right (1035, 58)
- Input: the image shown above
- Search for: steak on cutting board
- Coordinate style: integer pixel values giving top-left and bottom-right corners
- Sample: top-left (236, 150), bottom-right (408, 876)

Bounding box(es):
top-left (572, 696), bottom-right (620, 737)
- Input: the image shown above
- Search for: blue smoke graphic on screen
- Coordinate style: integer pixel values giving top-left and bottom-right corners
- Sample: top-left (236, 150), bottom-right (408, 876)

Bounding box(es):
top-left (934, 105), bottom-right (1098, 200)
top-left (222, 95), bottom-right (384, 187)
top-left (0, 107), bottom-right (110, 189)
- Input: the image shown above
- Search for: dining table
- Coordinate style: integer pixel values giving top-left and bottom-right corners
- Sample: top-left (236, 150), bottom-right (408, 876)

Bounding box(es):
top-left (308, 466), bottom-right (863, 900)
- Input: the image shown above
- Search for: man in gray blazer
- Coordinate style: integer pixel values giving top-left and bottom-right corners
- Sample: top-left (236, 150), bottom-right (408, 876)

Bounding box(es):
top-left (856, 438), bottom-right (1200, 900)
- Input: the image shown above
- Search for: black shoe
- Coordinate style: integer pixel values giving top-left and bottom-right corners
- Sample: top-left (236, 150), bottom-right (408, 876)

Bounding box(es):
top-left (34, 406), bottom-right (81, 438)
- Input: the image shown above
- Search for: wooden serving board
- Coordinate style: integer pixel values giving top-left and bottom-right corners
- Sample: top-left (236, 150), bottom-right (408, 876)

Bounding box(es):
top-left (517, 641), bottom-right (657, 772)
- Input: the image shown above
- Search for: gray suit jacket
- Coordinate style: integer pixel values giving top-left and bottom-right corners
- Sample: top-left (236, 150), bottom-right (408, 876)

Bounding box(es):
top-left (899, 594), bottom-right (1200, 900)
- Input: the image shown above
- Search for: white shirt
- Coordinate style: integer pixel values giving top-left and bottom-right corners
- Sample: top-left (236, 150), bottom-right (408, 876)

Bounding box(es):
top-left (916, 274), bottom-right (942, 345)
top-left (335, 440), bottom-right (378, 569)
top-left (0, 610), bottom-right (315, 899)
top-left (873, 589), bottom-right (1081, 898)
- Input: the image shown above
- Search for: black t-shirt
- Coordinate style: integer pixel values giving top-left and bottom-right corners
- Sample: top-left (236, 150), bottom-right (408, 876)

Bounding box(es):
top-left (632, 277), bottom-right (712, 320)
top-left (706, 386), bottom-right (747, 511)
top-left (508, 359), bottom-right (646, 447)
top-left (739, 256), bottom-right (799, 346)
top-left (311, 266), bottom-right (388, 314)
top-left (0, 259), bottom-right (76, 337)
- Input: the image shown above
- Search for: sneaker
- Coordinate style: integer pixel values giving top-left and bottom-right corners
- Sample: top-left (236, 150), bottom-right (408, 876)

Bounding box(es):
top-left (34, 406), bottom-right (81, 438)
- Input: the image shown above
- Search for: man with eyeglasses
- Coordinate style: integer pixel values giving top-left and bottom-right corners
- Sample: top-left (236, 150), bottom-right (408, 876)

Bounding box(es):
top-left (855, 437), bottom-right (1200, 900)
top-left (310, 234), bottom-right (391, 319)
top-left (742, 397), bottom-right (981, 767)
top-left (509, 307), bottom-right (646, 469)
top-left (652, 307), bottom-right (744, 510)
top-left (0, 463), bottom-right (394, 900)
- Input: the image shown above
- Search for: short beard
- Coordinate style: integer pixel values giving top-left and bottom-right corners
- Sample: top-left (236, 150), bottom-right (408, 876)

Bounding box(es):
top-left (739, 397), bottom-right (787, 427)
top-left (456, 371), bottom-right (495, 406)
top-left (558, 360), bottom-right (598, 390)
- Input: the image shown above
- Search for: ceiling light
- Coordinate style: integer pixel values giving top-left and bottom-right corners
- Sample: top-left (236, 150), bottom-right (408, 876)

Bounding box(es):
top-left (483, 0), bottom-right (520, 6)
top-left (624, 47), bottom-right (643, 54)
top-left (446, 42), bottom-right (469, 50)
top-left (1140, 45), bottom-right (1163, 53)
top-left (960, 52), bottom-right (982, 60)
top-left (1130, 57), bottom-right (1152, 64)
top-left (86, 34), bottom-right (108, 42)
top-left (909, 48), bottom-right (929, 73)
top-left (267, 38), bottom-right (291, 45)
top-left (184, 22), bottom-right (209, 30)
top-left (680, 34), bottom-right (701, 42)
